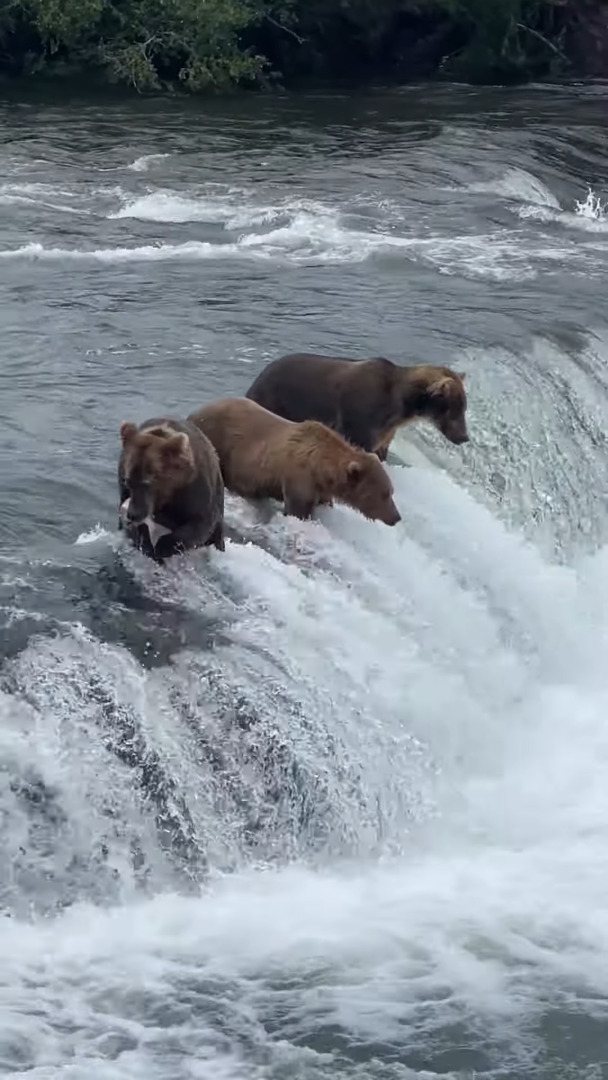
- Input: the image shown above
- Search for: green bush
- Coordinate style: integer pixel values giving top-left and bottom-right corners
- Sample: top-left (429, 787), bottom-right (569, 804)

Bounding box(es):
top-left (3, 0), bottom-right (271, 88)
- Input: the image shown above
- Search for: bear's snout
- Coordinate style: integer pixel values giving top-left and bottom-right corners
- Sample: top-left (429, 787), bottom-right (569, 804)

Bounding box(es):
top-left (450, 431), bottom-right (469, 445)
top-left (384, 504), bottom-right (401, 526)
top-left (440, 420), bottom-right (469, 445)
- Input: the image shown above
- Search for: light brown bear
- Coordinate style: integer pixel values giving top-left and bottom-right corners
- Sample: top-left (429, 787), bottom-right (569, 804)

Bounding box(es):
top-left (118, 416), bottom-right (225, 562)
top-left (188, 397), bottom-right (401, 526)
top-left (245, 352), bottom-right (469, 461)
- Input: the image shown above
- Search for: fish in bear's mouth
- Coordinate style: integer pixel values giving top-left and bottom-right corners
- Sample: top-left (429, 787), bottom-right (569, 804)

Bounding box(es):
top-left (120, 498), bottom-right (172, 549)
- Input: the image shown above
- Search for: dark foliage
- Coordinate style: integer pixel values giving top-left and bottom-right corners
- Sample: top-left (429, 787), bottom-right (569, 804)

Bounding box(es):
top-left (0, 0), bottom-right (587, 91)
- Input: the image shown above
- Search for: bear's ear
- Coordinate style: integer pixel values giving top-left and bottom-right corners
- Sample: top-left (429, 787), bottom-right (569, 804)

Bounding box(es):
top-left (458, 371), bottom-right (466, 381)
top-left (346, 460), bottom-right (363, 483)
top-left (161, 432), bottom-right (195, 468)
top-left (428, 375), bottom-right (455, 401)
top-left (120, 421), bottom-right (138, 445)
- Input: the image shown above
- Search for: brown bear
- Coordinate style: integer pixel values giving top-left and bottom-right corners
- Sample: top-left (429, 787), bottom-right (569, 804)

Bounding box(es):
top-left (188, 397), bottom-right (401, 526)
top-left (245, 353), bottom-right (469, 461)
top-left (118, 416), bottom-right (225, 561)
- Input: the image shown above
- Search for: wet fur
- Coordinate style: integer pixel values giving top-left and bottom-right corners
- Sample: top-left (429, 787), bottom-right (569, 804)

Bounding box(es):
top-left (118, 416), bottom-right (225, 562)
top-left (188, 397), bottom-right (401, 526)
top-left (245, 353), bottom-right (469, 460)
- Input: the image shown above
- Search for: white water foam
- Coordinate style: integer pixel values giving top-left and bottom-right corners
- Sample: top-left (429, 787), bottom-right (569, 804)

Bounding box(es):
top-left (575, 187), bottom-right (607, 221)
top-left (568, 187), bottom-right (608, 233)
top-left (110, 187), bottom-right (286, 228)
top-left (511, 183), bottom-right (608, 237)
top-left (457, 166), bottom-right (608, 244)
top-left (459, 167), bottom-right (608, 237)
top-left (74, 523), bottom-right (115, 545)
top-left (459, 166), bottom-right (605, 239)
top-left (0, 175), bottom-right (589, 278)
top-left (4, 463), bottom-right (608, 1074)
top-left (127, 153), bottom-right (171, 172)
top-left (465, 166), bottom-right (561, 209)
top-left (0, 229), bottom-right (569, 280)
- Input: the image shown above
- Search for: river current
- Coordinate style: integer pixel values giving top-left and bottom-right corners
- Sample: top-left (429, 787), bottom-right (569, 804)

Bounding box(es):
top-left (1, 82), bottom-right (608, 1078)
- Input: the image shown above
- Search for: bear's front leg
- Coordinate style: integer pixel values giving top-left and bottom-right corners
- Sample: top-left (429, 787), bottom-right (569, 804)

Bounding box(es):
top-left (282, 478), bottom-right (315, 521)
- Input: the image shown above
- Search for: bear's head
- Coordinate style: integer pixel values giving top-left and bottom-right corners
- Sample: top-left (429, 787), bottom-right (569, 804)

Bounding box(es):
top-left (408, 367), bottom-right (469, 445)
top-left (343, 454), bottom-right (401, 526)
top-left (119, 421), bottom-right (196, 526)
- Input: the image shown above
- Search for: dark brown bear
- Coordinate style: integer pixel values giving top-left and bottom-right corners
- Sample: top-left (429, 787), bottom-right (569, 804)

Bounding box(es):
top-left (118, 416), bottom-right (225, 561)
top-left (188, 397), bottom-right (401, 526)
top-left (245, 353), bottom-right (469, 461)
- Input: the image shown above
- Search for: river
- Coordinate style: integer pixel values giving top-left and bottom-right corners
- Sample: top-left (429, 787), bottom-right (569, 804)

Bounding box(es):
top-left (1, 81), bottom-right (608, 1078)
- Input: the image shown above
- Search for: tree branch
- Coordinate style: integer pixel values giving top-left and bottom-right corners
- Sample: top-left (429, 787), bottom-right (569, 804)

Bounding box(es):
top-left (264, 13), bottom-right (305, 45)
top-left (515, 21), bottom-right (567, 60)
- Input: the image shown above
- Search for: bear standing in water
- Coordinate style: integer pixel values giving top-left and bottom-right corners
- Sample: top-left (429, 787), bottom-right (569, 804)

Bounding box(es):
top-left (118, 417), bottom-right (225, 561)
top-left (246, 353), bottom-right (469, 461)
top-left (188, 397), bottom-right (401, 526)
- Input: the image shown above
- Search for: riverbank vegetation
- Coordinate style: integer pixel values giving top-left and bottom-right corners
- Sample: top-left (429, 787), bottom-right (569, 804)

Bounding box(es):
top-left (0, 0), bottom-right (600, 92)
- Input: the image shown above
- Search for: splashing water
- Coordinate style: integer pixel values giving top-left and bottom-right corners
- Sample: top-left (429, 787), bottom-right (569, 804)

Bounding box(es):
top-left (3, 462), bottom-right (608, 1077)
top-left (3, 84), bottom-right (608, 1080)
top-left (575, 188), bottom-right (607, 222)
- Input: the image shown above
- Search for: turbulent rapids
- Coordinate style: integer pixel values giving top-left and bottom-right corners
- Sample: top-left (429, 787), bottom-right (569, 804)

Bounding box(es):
top-left (1, 84), bottom-right (608, 1079)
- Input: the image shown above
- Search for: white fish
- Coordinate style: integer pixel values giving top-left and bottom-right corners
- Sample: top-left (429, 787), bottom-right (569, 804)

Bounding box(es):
top-left (120, 497), bottom-right (172, 549)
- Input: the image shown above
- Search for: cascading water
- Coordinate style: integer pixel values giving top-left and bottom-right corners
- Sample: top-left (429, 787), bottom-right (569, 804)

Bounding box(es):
top-left (1, 83), bottom-right (608, 1078)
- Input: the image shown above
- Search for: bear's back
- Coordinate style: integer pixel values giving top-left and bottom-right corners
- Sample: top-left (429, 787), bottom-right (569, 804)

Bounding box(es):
top-left (246, 352), bottom-right (397, 432)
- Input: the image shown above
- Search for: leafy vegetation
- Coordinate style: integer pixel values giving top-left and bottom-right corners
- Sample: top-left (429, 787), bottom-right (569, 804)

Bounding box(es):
top-left (0, 0), bottom-right (589, 91)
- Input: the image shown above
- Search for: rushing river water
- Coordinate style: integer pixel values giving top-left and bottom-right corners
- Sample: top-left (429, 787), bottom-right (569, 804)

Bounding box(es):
top-left (2, 80), bottom-right (608, 1078)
